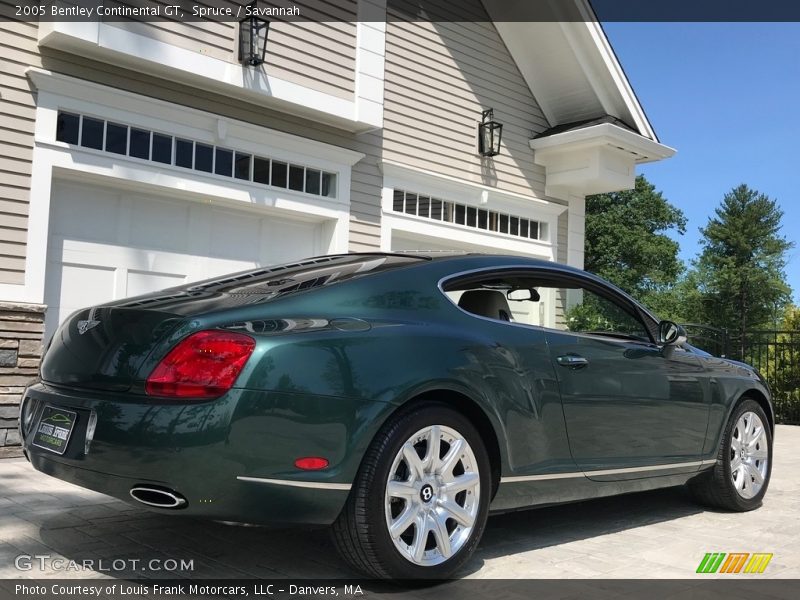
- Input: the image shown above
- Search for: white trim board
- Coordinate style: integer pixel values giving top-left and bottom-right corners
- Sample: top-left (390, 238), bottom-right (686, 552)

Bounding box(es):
top-left (27, 68), bottom-right (366, 169)
top-left (37, 15), bottom-right (385, 132)
top-left (379, 160), bottom-right (567, 217)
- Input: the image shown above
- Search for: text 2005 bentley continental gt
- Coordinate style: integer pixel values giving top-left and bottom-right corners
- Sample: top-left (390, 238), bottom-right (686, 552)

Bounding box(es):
top-left (20, 253), bottom-right (774, 578)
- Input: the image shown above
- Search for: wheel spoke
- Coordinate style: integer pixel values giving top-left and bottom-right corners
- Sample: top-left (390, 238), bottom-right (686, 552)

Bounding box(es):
top-left (748, 463), bottom-right (765, 485)
top-left (387, 480), bottom-right (417, 499)
top-left (402, 442), bottom-right (425, 481)
top-left (441, 472), bottom-right (479, 496)
top-left (737, 416), bottom-right (749, 444)
top-left (424, 426), bottom-right (441, 474)
top-left (730, 437), bottom-right (741, 454)
top-left (389, 503), bottom-right (419, 538)
top-left (732, 464), bottom-right (745, 490)
top-left (412, 513), bottom-right (429, 562)
top-left (730, 455), bottom-right (742, 472)
top-left (748, 425), bottom-right (762, 448)
top-left (438, 439), bottom-right (465, 479)
top-left (431, 512), bottom-right (452, 559)
top-left (751, 447), bottom-right (768, 460)
top-left (437, 498), bottom-right (475, 527)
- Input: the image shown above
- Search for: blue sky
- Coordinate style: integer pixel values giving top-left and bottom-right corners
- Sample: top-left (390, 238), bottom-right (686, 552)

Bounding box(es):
top-left (602, 23), bottom-right (800, 303)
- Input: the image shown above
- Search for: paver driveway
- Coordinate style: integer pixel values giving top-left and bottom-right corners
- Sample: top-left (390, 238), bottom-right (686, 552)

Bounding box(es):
top-left (1, 426), bottom-right (798, 579)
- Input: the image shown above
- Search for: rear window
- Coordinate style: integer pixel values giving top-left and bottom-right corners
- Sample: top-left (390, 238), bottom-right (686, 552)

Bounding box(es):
top-left (113, 254), bottom-right (427, 314)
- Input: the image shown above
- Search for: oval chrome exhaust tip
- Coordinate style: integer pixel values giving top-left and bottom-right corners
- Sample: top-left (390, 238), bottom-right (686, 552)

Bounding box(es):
top-left (129, 485), bottom-right (187, 509)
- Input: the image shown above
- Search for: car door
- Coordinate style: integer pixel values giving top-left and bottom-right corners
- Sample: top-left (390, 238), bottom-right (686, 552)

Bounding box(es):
top-left (540, 275), bottom-right (710, 481)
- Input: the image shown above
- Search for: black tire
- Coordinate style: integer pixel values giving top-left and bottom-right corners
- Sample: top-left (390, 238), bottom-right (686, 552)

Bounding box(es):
top-left (331, 403), bottom-right (491, 579)
top-left (688, 398), bottom-right (772, 511)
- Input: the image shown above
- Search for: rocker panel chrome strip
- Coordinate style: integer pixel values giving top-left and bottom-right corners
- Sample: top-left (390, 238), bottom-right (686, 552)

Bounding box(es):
top-left (501, 459), bottom-right (712, 483)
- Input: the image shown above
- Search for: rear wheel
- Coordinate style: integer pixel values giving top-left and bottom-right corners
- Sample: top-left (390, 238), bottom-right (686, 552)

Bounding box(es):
top-left (688, 398), bottom-right (772, 511)
top-left (332, 404), bottom-right (491, 579)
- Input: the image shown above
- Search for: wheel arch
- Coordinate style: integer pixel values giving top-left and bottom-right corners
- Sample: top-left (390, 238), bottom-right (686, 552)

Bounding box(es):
top-left (740, 388), bottom-right (775, 434)
top-left (361, 386), bottom-right (505, 499)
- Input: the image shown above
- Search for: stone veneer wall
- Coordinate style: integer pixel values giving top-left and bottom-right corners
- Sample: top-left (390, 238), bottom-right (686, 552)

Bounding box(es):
top-left (0, 303), bottom-right (45, 446)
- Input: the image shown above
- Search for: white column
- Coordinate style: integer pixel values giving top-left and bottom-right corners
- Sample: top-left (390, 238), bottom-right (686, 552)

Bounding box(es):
top-left (355, 0), bottom-right (387, 128)
top-left (566, 193), bottom-right (585, 270)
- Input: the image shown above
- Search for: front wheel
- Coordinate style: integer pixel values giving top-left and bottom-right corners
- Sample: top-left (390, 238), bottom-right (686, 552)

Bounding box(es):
top-left (332, 404), bottom-right (491, 579)
top-left (688, 398), bottom-right (772, 511)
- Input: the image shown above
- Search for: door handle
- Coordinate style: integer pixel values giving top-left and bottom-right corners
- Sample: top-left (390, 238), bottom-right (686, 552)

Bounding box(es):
top-left (557, 354), bottom-right (589, 369)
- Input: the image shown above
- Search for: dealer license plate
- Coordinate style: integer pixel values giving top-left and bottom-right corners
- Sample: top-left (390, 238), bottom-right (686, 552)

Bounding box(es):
top-left (31, 406), bottom-right (77, 455)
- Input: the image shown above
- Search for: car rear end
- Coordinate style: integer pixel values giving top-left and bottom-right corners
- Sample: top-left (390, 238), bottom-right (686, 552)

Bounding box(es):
top-left (20, 254), bottom-right (429, 525)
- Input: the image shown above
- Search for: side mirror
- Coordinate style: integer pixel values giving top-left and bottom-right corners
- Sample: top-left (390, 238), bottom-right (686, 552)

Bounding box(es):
top-left (658, 321), bottom-right (687, 346)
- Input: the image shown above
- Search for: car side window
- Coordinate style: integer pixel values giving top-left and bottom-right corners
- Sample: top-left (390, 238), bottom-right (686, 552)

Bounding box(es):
top-left (561, 287), bottom-right (650, 340)
top-left (443, 270), bottom-right (652, 343)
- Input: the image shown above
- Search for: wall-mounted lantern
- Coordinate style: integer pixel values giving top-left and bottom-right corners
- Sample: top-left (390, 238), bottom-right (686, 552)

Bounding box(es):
top-left (239, 3), bottom-right (270, 67)
top-left (478, 109), bottom-right (503, 157)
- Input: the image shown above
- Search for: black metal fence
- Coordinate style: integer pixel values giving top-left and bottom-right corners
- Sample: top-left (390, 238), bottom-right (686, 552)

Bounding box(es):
top-left (682, 324), bottom-right (800, 425)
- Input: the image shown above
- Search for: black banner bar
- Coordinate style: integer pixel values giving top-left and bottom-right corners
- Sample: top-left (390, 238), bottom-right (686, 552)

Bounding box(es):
top-left (1, 579), bottom-right (799, 600)
top-left (6, 0), bottom-right (800, 23)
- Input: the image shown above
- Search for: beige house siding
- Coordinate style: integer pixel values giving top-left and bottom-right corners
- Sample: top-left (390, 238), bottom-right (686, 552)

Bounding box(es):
top-left (105, 1), bottom-right (357, 100)
top-left (383, 4), bottom-right (550, 199)
top-left (0, 18), bottom-right (36, 284)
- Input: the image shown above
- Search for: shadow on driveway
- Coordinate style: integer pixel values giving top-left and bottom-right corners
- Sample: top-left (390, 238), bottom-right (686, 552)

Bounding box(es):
top-left (23, 485), bottom-right (705, 579)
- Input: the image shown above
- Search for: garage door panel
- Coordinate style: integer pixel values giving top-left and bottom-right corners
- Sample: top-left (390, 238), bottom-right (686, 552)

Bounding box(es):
top-left (45, 181), bottom-right (326, 338)
top-left (58, 263), bottom-right (117, 309)
top-left (127, 270), bottom-right (186, 297)
top-left (51, 187), bottom-right (120, 243)
top-left (210, 210), bottom-right (263, 262)
top-left (128, 197), bottom-right (191, 253)
top-left (45, 262), bottom-right (117, 337)
top-left (265, 219), bottom-right (319, 264)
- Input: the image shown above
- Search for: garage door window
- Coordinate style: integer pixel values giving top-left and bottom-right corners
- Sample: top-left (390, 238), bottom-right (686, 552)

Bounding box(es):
top-left (392, 189), bottom-right (547, 241)
top-left (55, 111), bottom-right (338, 199)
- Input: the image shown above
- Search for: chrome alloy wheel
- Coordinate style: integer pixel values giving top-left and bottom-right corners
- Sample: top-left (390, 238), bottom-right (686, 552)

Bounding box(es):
top-left (384, 425), bottom-right (481, 566)
top-left (730, 411), bottom-right (769, 499)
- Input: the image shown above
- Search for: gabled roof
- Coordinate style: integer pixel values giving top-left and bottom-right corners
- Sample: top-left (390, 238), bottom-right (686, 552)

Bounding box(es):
top-left (484, 0), bottom-right (660, 142)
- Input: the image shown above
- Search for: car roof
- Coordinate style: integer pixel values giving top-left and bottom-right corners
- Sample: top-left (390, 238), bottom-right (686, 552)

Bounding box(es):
top-left (359, 251), bottom-right (589, 277)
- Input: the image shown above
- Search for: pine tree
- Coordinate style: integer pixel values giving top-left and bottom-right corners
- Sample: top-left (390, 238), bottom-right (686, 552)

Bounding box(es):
top-left (694, 184), bottom-right (793, 352)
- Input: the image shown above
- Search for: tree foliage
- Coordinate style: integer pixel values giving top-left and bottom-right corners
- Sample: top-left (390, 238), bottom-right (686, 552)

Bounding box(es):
top-left (691, 184), bottom-right (793, 338)
top-left (584, 175), bottom-right (687, 315)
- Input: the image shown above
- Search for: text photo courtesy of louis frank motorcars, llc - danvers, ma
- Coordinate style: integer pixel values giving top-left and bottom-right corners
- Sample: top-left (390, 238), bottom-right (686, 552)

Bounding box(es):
top-left (0, 0), bottom-right (799, 598)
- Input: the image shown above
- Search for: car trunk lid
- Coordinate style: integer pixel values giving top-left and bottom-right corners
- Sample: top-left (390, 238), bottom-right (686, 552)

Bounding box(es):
top-left (40, 307), bottom-right (184, 392)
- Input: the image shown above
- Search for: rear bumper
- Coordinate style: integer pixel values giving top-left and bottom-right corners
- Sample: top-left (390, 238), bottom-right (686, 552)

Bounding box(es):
top-left (20, 382), bottom-right (391, 526)
top-left (28, 451), bottom-right (349, 526)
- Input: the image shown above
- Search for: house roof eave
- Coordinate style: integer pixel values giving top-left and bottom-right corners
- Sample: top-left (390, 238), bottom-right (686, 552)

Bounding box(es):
top-left (486, 0), bottom-right (660, 143)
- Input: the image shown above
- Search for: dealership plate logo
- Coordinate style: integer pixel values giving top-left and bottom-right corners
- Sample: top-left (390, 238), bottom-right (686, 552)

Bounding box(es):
top-left (77, 319), bottom-right (101, 335)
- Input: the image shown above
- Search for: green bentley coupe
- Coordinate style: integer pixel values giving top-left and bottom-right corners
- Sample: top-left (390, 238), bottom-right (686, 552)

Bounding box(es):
top-left (20, 253), bottom-right (773, 578)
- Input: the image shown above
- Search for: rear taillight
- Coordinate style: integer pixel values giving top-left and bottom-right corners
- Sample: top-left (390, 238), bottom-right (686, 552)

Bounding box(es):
top-left (145, 330), bottom-right (255, 399)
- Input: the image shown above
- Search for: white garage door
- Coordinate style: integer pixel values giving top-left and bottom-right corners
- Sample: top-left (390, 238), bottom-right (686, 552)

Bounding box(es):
top-left (44, 181), bottom-right (324, 337)
top-left (392, 232), bottom-right (502, 254)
